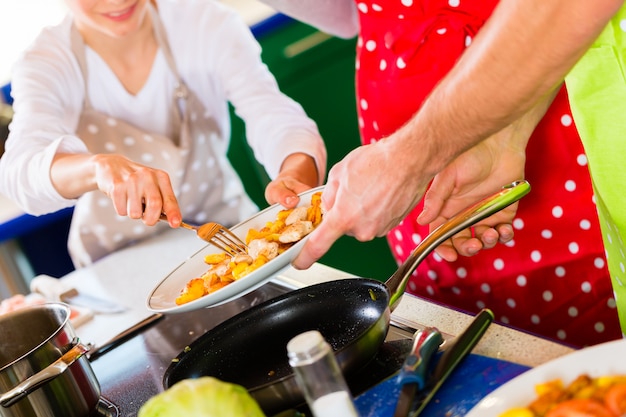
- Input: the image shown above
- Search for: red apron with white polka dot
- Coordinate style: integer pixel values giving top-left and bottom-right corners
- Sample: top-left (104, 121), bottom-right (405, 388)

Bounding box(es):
top-left (353, 0), bottom-right (621, 347)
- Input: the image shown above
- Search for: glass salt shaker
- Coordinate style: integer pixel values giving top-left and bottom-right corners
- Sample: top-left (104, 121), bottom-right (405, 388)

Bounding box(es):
top-left (287, 330), bottom-right (359, 417)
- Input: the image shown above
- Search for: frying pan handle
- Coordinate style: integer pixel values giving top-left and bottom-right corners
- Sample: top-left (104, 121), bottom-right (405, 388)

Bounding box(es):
top-left (386, 180), bottom-right (531, 310)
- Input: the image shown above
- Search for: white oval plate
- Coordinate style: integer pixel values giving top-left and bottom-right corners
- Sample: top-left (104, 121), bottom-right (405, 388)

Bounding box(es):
top-left (146, 186), bottom-right (324, 313)
top-left (466, 338), bottom-right (626, 417)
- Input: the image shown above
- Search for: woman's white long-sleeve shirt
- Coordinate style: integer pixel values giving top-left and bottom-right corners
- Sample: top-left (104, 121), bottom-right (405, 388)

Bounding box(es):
top-left (259, 0), bottom-right (359, 39)
top-left (0, 0), bottom-right (326, 215)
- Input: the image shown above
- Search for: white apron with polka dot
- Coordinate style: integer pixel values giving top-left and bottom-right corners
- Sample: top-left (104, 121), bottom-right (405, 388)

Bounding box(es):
top-left (66, 10), bottom-right (256, 267)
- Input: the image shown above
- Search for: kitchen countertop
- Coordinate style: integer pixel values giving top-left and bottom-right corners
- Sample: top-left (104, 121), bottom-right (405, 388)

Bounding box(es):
top-left (60, 228), bottom-right (574, 369)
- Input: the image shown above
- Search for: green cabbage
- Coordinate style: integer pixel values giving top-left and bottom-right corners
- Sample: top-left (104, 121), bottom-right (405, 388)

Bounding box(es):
top-left (138, 377), bottom-right (266, 417)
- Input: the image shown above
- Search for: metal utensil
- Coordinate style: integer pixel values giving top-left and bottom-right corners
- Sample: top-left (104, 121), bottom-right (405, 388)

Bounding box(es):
top-left (87, 313), bottom-right (164, 361)
top-left (393, 328), bottom-right (444, 417)
top-left (159, 215), bottom-right (248, 256)
top-left (353, 310), bottom-right (494, 417)
top-left (410, 308), bottom-right (495, 416)
top-left (60, 288), bottom-right (126, 314)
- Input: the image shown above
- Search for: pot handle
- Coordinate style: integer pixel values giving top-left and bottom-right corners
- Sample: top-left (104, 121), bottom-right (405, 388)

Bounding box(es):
top-left (0, 341), bottom-right (90, 408)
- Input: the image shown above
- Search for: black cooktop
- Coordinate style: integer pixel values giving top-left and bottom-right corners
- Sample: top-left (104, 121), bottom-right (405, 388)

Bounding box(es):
top-left (91, 397), bottom-right (119, 417)
top-left (90, 281), bottom-right (416, 417)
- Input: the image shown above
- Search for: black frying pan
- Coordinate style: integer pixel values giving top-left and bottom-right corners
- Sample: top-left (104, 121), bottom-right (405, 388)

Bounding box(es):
top-left (163, 181), bottom-right (530, 415)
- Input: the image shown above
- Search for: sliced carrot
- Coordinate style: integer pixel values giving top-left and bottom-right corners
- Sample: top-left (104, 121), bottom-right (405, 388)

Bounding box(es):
top-left (205, 273), bottom-right (220, 287)
top-left (545, 398), bottom-right (615, 417)
top-left (207, 281), bottom-right (229, 294)
top-left (175, 278), bottom-right (206, 305)
top-left (204, 252), bottom-right (229, 264)
top-left (176, 192), bottom-right (324, 305)
top-left (605, 383), bottom-right (626, 416)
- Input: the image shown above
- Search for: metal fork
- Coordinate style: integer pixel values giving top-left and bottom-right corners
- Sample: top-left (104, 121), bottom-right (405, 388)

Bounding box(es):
top-left (158, 214), bottom-right (248, 256)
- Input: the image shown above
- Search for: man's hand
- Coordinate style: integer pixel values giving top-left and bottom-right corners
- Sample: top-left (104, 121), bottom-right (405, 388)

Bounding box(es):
top-left (417, 124), bottom-right (529, 261)
top-left (292, 138), bottom-right (431, 269)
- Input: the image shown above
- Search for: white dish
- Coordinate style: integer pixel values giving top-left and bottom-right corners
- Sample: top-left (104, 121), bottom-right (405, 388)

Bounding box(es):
top-left (146, 186), bottom-right (324, 313)
top-left (466, 338), bottom-right (626, 417)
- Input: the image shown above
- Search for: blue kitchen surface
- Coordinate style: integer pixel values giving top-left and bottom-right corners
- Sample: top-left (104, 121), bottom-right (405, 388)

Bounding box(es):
top-left (355, 353), bottom-right (530, 417)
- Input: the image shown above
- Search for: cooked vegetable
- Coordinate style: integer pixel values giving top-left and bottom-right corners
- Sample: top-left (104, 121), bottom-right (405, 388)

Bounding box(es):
top-left (175, 191), bottom-right (323, 305)
top-left (137, 377), bottom-right (266, 417)
top-left (499, 374), bottom-right (626, 417)
top-left (544, 398), bottom-right (615, 417)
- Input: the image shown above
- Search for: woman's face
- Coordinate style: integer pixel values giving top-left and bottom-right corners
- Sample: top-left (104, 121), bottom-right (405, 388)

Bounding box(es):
top-left (66, 0), bottom-right (150, 39)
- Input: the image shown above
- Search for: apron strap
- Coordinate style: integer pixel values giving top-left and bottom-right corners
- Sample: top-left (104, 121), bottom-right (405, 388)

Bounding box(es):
top-left (149, 3), bottom-right (187, 142)
top-left (149, 5), bottom-right (185, 89)
top-left (70, 24), bottom-right (94, 111)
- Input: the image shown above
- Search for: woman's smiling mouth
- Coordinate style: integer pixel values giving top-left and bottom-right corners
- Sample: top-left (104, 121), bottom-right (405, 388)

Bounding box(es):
top-left (103, 3), bottom-right (136, 21)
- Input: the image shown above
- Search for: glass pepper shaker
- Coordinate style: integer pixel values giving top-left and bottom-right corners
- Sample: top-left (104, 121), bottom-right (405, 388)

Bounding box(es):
top-left (287, 330), bottom-right (359, 417)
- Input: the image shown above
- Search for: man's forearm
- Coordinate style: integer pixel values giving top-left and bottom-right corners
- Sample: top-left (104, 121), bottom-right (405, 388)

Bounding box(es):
top-left (398, 0), bottom-right (623, 174)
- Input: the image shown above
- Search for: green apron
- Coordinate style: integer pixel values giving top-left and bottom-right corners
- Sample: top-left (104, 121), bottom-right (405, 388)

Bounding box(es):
top-left (565, 6), bottom-right (626, 337)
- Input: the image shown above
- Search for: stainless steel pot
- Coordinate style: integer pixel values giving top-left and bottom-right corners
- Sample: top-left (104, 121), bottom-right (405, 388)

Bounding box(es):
top-left (0, 303), bottom-right (100, 417)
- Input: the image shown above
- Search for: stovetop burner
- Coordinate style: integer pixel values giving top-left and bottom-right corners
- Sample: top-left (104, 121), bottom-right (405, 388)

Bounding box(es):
top-left (89, 281), bottom-right (418, 416)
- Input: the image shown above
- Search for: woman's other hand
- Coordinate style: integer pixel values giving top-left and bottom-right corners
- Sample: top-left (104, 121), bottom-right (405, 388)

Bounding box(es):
top-left (264, 152), bottom-right (320, 208)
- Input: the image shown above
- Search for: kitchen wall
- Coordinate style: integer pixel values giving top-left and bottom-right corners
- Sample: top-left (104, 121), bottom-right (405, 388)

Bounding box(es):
top-left (0, 0), bottom-right (67, 85)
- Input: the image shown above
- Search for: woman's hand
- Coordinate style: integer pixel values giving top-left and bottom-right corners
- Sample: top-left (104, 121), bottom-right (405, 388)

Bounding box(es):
top-left (264, 152), bottom-right (320, 208)
top-left (51, 152), bottom-right (182, 227)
